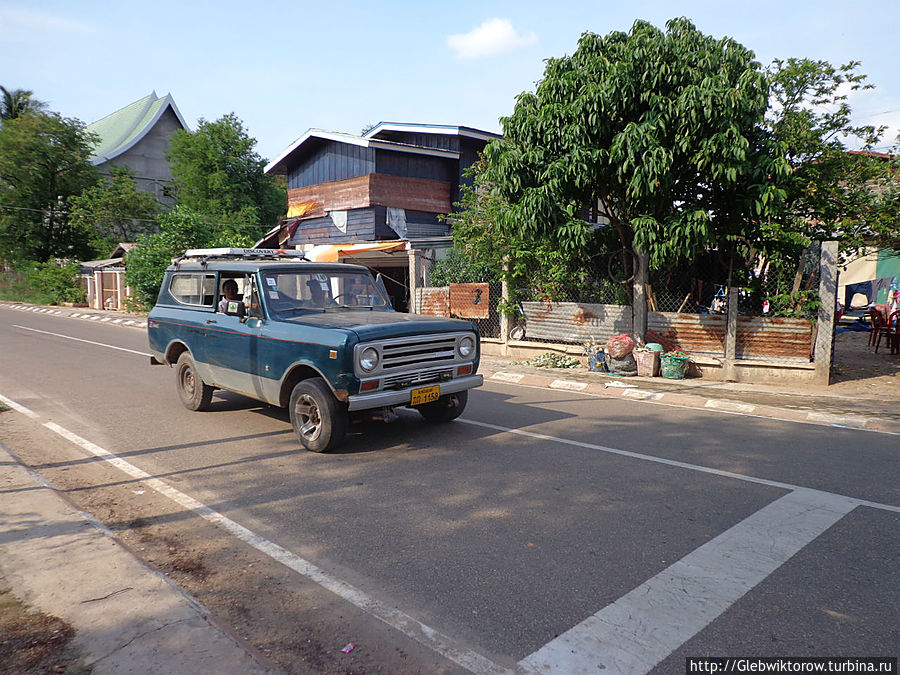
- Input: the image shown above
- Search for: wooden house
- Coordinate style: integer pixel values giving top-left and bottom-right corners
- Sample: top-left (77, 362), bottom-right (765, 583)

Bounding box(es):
top-left (263, 122), bottom-right (501, 310)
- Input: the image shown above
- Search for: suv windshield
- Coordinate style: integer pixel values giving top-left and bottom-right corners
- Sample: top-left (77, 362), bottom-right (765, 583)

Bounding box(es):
top-left (261, 269), bottom-right (390, 315)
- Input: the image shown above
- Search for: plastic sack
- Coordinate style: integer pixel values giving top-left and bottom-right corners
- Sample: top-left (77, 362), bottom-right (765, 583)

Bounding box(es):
top-left (606, 333), bottom-right (636, 359)
top-left (607, 353), bottom-right (637, 376)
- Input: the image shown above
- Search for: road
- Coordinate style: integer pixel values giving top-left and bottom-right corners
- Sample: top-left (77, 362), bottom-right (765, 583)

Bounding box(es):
top-left (1, 305), bottom-right (897, 674)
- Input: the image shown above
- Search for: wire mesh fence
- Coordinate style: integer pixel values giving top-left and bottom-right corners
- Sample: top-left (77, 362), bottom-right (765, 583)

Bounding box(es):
top-left (420, 243), bottom-right (824, 363)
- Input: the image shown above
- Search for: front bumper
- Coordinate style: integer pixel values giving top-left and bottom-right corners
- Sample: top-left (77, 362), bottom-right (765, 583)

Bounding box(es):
top-left (346, 374), bottom-right (483, 411)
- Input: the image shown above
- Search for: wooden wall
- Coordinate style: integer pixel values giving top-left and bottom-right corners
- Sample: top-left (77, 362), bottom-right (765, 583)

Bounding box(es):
top-left (287, 174), bottom-right (452, 217)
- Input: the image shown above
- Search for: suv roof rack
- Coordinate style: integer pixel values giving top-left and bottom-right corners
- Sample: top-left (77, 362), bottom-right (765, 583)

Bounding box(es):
top-left (176, 248), bottom-right (310, 264)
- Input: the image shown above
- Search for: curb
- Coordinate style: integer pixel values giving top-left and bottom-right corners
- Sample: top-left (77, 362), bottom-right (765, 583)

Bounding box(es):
top-left (479, 367), bottom-right (900, 436)
top-left (3, 303), bottom-right (146, 328)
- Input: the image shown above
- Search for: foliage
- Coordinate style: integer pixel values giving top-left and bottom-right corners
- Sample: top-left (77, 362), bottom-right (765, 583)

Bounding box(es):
top-left (0, 266), bottom-right (51, 304)
top-left (765, 58), bottom-right (900, 258)
top-left (521, 352), bottom-right (581, 368)
top-left (429, 248), bottom-right (499, 286)
top-left (167, 113), bottom-right (285, 229)
top-left (68, 167), bottom-right (161, 257)
top-left (124, 206), bottom-right (257, 308)
top-left (0, 86), bottom-right (47, 122)
top-left (0, 112), bottom-right (99, 262)
top-left (474, 18), bottom-right (785, 270)
top-left (26, 260), bottom-right (86, 304)
top-left (445, 162), bottom-right (608, 306)
top-left (764, 290), bottom-right (820, 319)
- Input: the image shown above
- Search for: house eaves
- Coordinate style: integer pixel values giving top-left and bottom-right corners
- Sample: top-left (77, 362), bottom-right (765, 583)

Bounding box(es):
top-left (363, 121), bottom-right (502, 143)
top-left (87, 91), bottom-right (189, 166)
top-left (265, 128), bottom-right (460, 175)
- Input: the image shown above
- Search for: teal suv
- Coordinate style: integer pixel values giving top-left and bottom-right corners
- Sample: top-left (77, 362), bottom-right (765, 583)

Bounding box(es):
top-left (148, 249), bottom-right (482, 451)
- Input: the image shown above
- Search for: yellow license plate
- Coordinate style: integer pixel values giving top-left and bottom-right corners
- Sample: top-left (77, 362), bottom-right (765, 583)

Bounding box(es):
top-left (410, 385), bottom-right (440, 406)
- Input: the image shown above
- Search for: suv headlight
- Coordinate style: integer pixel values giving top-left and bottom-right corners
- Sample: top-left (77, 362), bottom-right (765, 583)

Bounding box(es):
top-left (359, 346), bottom-right (380, 372)
top-left (458, 335), bottom-right (475, 358)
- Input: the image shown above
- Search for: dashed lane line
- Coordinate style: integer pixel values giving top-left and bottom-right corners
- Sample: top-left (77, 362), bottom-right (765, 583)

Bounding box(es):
top-left (12, 325), bottom-right (152, 357)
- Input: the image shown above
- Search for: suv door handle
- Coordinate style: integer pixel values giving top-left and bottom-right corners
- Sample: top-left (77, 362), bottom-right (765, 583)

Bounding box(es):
top-left (206, 319), bottom-right (218, 325)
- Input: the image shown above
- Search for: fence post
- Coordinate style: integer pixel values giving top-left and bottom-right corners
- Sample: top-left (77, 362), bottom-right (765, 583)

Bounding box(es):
top-left (813, 240), bottom-right (839, 385)
top-left (632, 249), bottom-right (649, 339)
top-left (408, 248), bottom-right (423, 313)
top-left (500, 261), bottom-right (511, 347)
top-left (724, 286), bottom-right (739, 380)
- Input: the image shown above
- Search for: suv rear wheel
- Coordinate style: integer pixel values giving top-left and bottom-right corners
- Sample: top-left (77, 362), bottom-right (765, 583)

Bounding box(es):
top-left (289, 378), bottom-right (348, 452)
top-left (176, 352), bottom-right (214, 411)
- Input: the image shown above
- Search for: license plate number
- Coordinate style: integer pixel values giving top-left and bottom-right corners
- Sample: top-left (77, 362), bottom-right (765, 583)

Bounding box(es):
top-left (411, 385), bottom-right (440, 406)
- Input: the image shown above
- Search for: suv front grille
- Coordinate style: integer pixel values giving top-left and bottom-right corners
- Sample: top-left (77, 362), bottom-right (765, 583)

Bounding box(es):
top-left (354, 332), bottom-right (475, 378)
top-left (381, 336), bottom-right (457, 371)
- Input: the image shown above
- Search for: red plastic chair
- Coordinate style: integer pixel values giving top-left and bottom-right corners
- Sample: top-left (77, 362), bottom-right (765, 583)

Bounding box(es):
top-left (886, 310), bottom-right (900, 355)
top-left (869, 307), bottom-right (894, 353)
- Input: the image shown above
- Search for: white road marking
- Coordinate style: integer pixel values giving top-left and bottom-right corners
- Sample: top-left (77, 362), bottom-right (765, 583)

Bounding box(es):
top-left (705, 399), bottom-right (756, 413)
top-left (0, 393), bottom-right (40, 419)
top-left (12, 325), bottom-right (152, 357)
top-left (3, 398), bottom-right (510, 675)
top-left (490, 372), bottom-right (525, 383)
top-left (459, 418), bottom-right (899, 514)
top-left (549, 379), bottom-right (589, 391)
top-left (519, 489), bottom-right (858, 674)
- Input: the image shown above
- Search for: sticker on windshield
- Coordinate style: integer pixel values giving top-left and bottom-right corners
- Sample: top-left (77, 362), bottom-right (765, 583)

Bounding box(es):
top-left (266, 277), bottom-right (277, 287)
top-left (268, 290), bottom-right (280, 300)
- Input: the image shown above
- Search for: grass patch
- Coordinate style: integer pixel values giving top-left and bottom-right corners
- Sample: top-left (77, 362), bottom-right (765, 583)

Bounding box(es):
top-left (0, 270), bottom-right (53, 305)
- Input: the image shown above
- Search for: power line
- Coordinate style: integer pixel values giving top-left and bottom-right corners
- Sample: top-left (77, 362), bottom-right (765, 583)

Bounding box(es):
top-left (0, 204), bottom-right (160, 224)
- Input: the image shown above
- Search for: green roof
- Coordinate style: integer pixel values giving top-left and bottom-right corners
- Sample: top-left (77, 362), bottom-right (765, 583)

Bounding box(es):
top-left (87, 91), bottom-right (187, 165)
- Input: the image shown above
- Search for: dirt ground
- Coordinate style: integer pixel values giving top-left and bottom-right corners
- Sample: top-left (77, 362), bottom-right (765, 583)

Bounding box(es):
top-left (0, 585), bottom-right (90, 674)
top-left (826, 328), bottom-right (899, 399)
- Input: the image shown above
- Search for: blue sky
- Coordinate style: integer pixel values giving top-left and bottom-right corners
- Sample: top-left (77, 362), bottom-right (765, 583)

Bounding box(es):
top-left (2, 0), bottom-right (898, 162)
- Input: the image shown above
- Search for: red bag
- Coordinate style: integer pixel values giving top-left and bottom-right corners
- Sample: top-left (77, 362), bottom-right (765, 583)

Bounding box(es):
top-left (606, 333), bottom-right (636, 359)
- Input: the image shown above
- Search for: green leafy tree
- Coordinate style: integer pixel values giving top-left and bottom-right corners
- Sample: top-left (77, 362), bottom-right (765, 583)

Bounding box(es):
top-left (765, 58), bottom-right (900, 258)
top-left (474, 18), bottom-right (786, 269)
top-left (167, 113), bottom-right (285, 229)
top-left (125, 205), bottom-right (257, 308)
top-left (0, 112), bottom-right (99, 262)
top-left (68, 167), bottom-right (161, 257)
top-left (0, 86), bottom-right (47, 122)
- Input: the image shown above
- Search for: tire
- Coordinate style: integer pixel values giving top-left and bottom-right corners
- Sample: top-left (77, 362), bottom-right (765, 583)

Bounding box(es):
top-left (289, 378), bottom-right (347, 452)
top-left (176, 352), bottom-right (214, 411)
top-left (417, 390), bottom-right (468, 423)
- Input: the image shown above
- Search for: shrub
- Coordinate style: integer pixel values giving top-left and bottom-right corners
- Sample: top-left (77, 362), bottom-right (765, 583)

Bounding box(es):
top-left (26, 261), bottom-right (86, 304)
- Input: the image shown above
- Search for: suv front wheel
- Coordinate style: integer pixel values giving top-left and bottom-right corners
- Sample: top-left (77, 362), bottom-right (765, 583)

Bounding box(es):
top-left (289, 378), bottom-right (348, 452)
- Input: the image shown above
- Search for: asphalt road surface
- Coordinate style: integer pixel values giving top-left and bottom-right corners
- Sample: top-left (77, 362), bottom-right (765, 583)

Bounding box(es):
top-left (1, 305), bottom-right (897, 674)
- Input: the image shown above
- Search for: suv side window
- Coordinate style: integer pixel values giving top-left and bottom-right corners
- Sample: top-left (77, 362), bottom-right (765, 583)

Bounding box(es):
top-left (170, 273), bottom-right (216, 307)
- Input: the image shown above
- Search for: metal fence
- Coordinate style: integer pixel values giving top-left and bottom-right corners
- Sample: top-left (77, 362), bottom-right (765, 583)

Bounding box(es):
top-left (418, 243), bottom-right (825, 365)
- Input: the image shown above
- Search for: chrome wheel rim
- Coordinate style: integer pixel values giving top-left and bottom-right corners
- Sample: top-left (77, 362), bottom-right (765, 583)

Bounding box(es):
top-left (295, 394), bottom-right (321, 440)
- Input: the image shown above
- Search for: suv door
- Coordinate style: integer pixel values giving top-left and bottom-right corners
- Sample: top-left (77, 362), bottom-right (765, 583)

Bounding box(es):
top-left (204, 274), bottom-right (266, 399)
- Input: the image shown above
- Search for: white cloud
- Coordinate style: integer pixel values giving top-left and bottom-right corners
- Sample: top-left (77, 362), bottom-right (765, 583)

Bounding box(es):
top-left (447, 18), bottom-right (537, 60)
top-left (0, 6), bottom-right (97, 41)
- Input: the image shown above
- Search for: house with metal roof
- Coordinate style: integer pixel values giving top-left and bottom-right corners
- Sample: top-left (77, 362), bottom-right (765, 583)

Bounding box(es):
top-left (262, 122), bottom-right (501, 310)
top-left (87, 92), bottom-right (188, 203)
